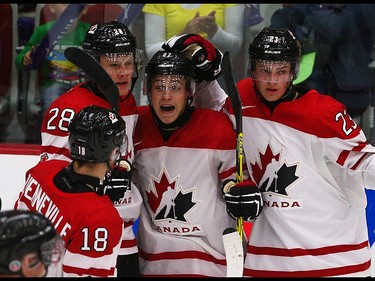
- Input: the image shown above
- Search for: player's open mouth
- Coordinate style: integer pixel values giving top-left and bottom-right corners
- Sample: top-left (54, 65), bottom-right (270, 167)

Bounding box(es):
top-left (161, 106), bottom-right (174, 112)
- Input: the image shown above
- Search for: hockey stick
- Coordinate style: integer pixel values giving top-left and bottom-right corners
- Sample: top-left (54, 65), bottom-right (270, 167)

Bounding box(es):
top-left (222, 51), bottom-right (245, 240)
top-left (116, 4), bottom-right (145, 26)
top-left (64, 47), bottom-right (120, 111)
top-left (25, 4), bottom-right (86, 70)
top-left (222, 227), bottom-right (244, 277)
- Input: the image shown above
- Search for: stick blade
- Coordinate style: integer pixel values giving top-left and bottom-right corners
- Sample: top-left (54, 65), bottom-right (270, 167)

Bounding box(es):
top-left (222, 227), bottom-right (244, 277)
top-left (64, 47), bottom-right (120, 111)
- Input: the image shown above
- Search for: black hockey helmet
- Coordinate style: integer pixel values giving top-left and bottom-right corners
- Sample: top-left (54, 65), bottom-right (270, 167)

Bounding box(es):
top-left (0, 210), bottom-right (62, 276)
top-left (144, 50), bottom-right (195, 96)
top-left (83, 20), bottom-right (137, 57)
top-left (82, 20), bottom-right (141, 94)
top-left (146, 50), bottom-right (194, 77)
top-left (68, 105), bottom-right (126, 163)
top-left (248, 27), bottom-right (301, 81)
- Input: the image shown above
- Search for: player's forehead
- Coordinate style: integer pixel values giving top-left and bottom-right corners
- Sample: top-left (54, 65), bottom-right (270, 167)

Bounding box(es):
top-left (152, 75), bottom-right (186, 84)
top-left (256, 60), bottom-right (291, 69)
top-left (101, 52), bottom-right (134, 64)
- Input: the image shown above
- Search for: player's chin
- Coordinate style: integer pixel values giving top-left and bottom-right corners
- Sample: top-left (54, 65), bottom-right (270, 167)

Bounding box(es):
top-left (118, 86), bottom-right (130, 97)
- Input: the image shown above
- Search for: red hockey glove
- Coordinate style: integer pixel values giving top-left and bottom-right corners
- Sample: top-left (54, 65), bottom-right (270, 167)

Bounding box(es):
top-left (222, 179), bottom-right (263, 222)
top-left (162, 33), bottom-right (223, 82)
top-left (103, 160), bottom-right (132, 204)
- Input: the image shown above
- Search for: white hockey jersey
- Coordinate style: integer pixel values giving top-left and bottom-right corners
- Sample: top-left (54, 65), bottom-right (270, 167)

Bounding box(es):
top-left (132, 106), bottom-right (238, 277)
top-left (233, 78), bottom-right (374, 277)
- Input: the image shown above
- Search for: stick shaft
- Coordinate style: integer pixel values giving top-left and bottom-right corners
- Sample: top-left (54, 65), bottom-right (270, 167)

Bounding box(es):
top-left (222, 51), bottom-right (245, 240)
top-left (64, 47), bottom-right (120, 111)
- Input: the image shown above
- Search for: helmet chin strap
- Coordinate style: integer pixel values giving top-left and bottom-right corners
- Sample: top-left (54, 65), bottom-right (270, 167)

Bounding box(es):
top-left (280, 82), bottom-right (295, 100)
top-left (255, 81), bottom-right (296, 112)
top-left (130, 77), bottom-right (137, 94)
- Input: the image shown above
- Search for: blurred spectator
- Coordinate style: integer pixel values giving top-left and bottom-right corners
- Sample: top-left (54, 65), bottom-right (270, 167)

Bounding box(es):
top-left (244, 4), bottom-right (264, 27)
top-left (270, 4), bottom-right (374, 120)
top-left (360, 4), bottom-right (375, 50)
top-left (17, 17), bottom-right (34, 47)
top-left (142, 4), bottom-right (245, 59)
top-left (15, 4), bottom-right (90, 144)
top-left (270, 4), bottom-right (323, 92)
top-left (18, 4), bottom-right (36, 13)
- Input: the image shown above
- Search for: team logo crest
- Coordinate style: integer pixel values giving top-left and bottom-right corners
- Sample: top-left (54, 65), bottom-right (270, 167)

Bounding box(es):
top-left (146, 168), bottom-right (196, 222)
top-left (251, 144), bottom-right (300, 196)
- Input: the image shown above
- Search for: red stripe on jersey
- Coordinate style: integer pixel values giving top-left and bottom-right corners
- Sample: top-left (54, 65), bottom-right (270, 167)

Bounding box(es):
top-left (248, 240), bottom-right (369, 256)
top-left (337, 142), bottom-right (367, 166)
top-left (139, 248), bottom-right (226, 266)
top-left (245, 260), bottom-right (371, 277)
top-left (63, 264), bottom-right (116, 277)
top-left (41, 145), bottom-right (70, 159)
top-left (351, 152), bottom-right (369, 170)
top-left (121, 238), bottom-right (137, 248)
top-left (219, 166), bottom-right (237, 180)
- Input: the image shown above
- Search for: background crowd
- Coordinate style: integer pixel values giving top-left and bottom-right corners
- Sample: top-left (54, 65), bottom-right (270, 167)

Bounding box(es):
top-left (1, 3), bottom-right (372, 145)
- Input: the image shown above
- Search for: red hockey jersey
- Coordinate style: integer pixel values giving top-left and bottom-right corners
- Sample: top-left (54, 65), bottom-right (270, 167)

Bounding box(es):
top-left (14, 160), bottom-right (123, 277)
top-left (39, 83), bottom-right (142, 256)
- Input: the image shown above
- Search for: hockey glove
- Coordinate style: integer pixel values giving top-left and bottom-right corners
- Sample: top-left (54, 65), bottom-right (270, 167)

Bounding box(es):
top-left (222, 179), bottom-right (263, 222)
top-left (162, 33), bottom-right (223, 82)
top-left (103, 160), bottom-right (132, 203)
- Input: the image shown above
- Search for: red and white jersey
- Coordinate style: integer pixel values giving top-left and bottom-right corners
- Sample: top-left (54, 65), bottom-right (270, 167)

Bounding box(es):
top-left (196, 77), bottom-right (375, 276)
top-left (39, 82), bottom-right (142, 256)
top-left (233, 78), bottom-right (374, 277)
top-left (40, 82), bottom-right (137, 163)
top-left (132, 106), bottom-right (238, 277)
top-left (14, 160), bottom-right (123, 277)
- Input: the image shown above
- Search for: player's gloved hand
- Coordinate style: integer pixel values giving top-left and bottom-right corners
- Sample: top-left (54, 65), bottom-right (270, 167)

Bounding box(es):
top-left (222, 179), bottom-right (263, 222)
top-left (103, 160), bottom-right (132, 203)
top-left (162, 33), bottom-right (223, 82)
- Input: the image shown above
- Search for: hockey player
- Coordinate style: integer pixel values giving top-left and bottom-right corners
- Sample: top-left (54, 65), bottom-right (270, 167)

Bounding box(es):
top-left (0, 209), bottom-right (63, 277)
top-left (38, 21), bottom-right (142, 277)
top-left (15, 105), bottom-right (127, 277)
top-left (168, 28), bottom-right (375, 277)
top-left (132, 50), bottom-right (263, 277)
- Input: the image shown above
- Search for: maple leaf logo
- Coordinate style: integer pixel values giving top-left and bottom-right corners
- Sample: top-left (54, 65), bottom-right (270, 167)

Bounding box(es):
top-left (250, 144), bottom-right (300, 196)
top-left (147, 168), bottom-right (196, 221)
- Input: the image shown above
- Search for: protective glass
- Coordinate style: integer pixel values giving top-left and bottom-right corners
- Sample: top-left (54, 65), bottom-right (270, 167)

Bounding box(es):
top-left (111, 128), bottom-right (126, 148)
top-left (147, 75), bottom-right (195, 97)
top-left (114, 135), bottom-right (128, 162)
top-left (102, 50), bottom-right (142, 75)
top-left (41, 235), bottom-right (64, 277)
top-left (118, 133), bottom-right (129, 159)
top-left (251, 59), bottom-right (294, 83)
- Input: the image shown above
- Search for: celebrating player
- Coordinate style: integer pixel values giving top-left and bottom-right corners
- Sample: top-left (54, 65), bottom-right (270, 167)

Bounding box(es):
top-left (132, 50), bottom-right (263, 277)
top-left (174, 28), bottom-right (375, 277)
top-left (15, 105), bottom-right (128, 277)
top-left (38, 21), bottom-right (143, 277)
